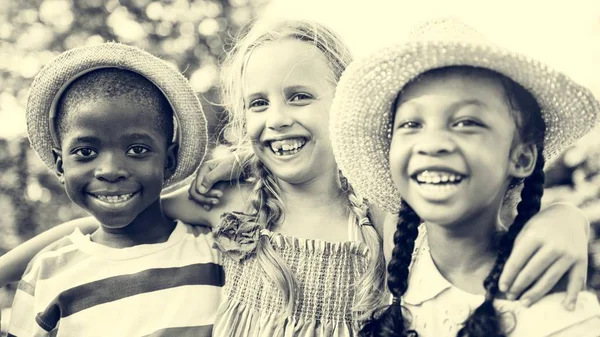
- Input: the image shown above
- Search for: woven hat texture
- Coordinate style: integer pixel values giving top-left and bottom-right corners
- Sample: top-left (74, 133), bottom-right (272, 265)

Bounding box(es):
top-left (26, 42), bottom-right (208, 191)
top-left (330, 18), bottom-right (600, 213)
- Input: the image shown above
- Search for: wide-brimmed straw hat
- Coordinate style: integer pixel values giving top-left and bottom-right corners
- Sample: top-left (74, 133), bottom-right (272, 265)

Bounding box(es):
top-left (330, 18), bottom-right (600, 214)
top-left (26, 42), bottom-right (208, 191)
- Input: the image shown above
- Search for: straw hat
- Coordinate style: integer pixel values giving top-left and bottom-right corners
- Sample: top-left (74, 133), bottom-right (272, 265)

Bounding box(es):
top-left (26, 42), bottom-right (208, 191)
top-left (330, 18), bottom-right (600, 214)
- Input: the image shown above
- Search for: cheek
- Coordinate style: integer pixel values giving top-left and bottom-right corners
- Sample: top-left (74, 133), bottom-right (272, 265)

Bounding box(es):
top-left (315, 119), bottom-right (332, 147)
top-left (61, 161), bottom-right (88, 183)
top-left (138, 158), bottom-right (167, 178)
top-left (388, 138), bottom-right (410, 190)
top-left (245, 113), bottom-right (264, 140)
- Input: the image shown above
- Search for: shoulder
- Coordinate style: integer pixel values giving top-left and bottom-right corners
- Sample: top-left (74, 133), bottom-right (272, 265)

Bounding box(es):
top-left (181, 222), bottom-right (212, 236)
top-left (508, 291), bottom-right (600, 337)
top-left (23, 235), bottom-right (80, 283)
top-left (174, 222), bottom-right (223, 268)
top-left (367, 204), bottom-right (398, 265)
top-left (367, 202), bottom-right (387, 237)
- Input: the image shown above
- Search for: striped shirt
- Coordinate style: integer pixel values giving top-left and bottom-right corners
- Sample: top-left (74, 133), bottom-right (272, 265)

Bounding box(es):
top-left (8, 221), bottom-right (224, 337)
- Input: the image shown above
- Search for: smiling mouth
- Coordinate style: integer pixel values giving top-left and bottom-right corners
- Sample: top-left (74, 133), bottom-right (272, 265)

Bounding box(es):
top-left (90, 193), bottom-right (136, 204)
top-left (413, 170), bottom-right (466, 185)
top-left (267, 137), bottom-right (307, 156)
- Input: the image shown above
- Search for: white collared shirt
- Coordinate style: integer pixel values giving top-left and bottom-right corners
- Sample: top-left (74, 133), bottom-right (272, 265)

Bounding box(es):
top-left (401, 226), bottom-right (600, 337)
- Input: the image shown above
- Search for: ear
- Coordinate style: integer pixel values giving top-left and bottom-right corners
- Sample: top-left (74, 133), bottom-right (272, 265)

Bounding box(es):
top-left (508, 143), bottom-right (537, 178)
top-left (52, 147), bottom-right (65, 184)
top-left (164, 142), bottom-right (179, 180)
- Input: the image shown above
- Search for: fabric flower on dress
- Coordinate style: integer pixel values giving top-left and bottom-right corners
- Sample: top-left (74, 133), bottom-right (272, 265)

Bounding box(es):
top-left (213, 211), bottom-right (262, 261)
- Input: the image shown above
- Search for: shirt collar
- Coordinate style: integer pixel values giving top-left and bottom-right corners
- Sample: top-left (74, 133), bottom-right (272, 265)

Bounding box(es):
top-left (402, 227), bottom-right (453, 305)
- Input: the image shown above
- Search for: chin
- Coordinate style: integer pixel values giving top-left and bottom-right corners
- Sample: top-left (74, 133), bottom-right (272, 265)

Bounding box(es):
top-left (92, 214), bottom-right (135, 229)
top-left (411, 203), bottom-right (463, 226)
top-left (273, 173), bottom-right (307, 185)
top-left (268, 167), bottom-right (307, 183)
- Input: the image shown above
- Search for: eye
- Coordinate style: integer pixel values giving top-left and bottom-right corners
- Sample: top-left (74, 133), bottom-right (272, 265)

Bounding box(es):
top-left (453, 119), bottom-right (485, 128)
top-left (397, 121), bottom-right (421, 129)
top-left (127, 145), bottom-right (150, 156)
top-left (248, 98), bottom-right (269, 112)
top-left (289, 93), bottom-right (313, 102)
top-left (72, 147), bottom-right (97, 158)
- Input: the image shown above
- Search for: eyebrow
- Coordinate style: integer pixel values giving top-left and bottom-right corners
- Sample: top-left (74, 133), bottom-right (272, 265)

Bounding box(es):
top-left (244, 91), bottom-right (266, 102)
top-left (448, 99), bottom-right (487, 112)
top-left (68, 136), bottom-right (99, 146)
top-left (121, 133), bottom-right (158, 144)
top-left (397, 98), bottom-right (487, 114)
top-left (245, 84), bottom-right (316, 98)
top-left (282, 84), bottom-right (313, 93)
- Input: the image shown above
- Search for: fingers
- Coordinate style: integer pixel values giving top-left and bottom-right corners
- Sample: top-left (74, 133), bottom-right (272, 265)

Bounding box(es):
top-left (516, 256), bottom-right (572, 307)
top-left (563, 147), bottom-right (587, 168)
top-left (188, 186), bottom-right (222, 211)
top-left (193, 161), bottom-right (215, 194)
top-left (503, 245), bottom-right (560, 300)
top-left (194, 157), bottom-right (240, 194)
top-left (199, 163), bottom-right (231, 193)
top-left (562, 261), bottom-right (588, 311)
top-left (499, 232), bottom-right (541, 293)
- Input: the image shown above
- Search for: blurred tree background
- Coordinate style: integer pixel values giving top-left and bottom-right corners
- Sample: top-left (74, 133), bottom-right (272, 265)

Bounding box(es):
top-left (1, 0), bottom-right (600, 328)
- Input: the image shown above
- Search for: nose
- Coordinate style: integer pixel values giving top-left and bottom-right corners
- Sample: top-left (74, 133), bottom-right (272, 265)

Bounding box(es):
top-left (93, 153), bottom-right (130, 182)
top-left (265, 103), bottom-right (293, 130)
top-left (413, 131), bottom-right (457, 156)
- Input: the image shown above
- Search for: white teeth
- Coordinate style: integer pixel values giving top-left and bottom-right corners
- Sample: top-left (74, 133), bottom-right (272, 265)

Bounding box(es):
top-left (416, 171), bottom-right (464, 184)
top-left (94, 193), bottom-right (134, 203)
top-left (269, 138), bottom-right (307, 155)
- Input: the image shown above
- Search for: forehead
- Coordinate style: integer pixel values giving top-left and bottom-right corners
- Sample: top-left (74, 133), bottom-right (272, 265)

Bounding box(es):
top-left (397, 71), bottom-right (509, 110)
top-left (60, 96), bottom-right (165, 138)
top-left (243, 39), bottom-right (335, 93)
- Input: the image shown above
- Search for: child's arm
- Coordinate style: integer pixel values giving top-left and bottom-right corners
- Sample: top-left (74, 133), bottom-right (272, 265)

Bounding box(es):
top-left (6, 261), bottom-right (50, 336)
top-left (499, 202), bottom-right (590, 310)
top-left (188, 148), bottom-right (252, 211)
top-left (162, 181), bottom-right (250, 227)
top-left (162, 185), bottom-right (217, 225)
top-left (0, 217), bottom-right (98, 287)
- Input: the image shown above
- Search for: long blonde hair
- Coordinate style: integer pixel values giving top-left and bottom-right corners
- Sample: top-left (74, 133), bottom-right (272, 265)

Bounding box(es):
top-left (220, 18), bottom-right (385, 321)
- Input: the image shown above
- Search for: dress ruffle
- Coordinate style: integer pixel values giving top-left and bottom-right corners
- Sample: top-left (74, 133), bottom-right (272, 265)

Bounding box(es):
top-left (213, 226), bottom-right (370, 337)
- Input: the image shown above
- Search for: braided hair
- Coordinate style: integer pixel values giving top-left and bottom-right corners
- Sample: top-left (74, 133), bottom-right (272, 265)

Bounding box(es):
top-left (457, 67), bottom-right (546, 337)
top-left (360, 200), bottom-right (420, 337)
top-left (457, 151), bottom-right (544, 337)
top-left (361, 66), bottom-right (546, 337)
top-left (248, 158), bottom-right (298, 317)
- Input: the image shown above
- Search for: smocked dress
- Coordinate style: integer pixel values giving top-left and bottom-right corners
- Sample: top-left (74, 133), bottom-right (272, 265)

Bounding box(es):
top-left (212, 214), bottom-right (370, 337)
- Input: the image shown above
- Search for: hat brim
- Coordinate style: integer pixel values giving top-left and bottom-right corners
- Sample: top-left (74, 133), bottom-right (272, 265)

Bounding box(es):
top-left (331, 41), bottom-right (599, 214)
top-left (26, 43), bottom-right (207, 192)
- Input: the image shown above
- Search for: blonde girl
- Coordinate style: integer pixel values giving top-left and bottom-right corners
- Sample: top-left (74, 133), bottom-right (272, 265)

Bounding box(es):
top-left (0, 18), bottom-right (594, 336)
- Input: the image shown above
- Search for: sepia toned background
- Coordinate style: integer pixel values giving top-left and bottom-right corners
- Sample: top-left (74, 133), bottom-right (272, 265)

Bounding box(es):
top-left (1, 0), bottom-right (600, 330)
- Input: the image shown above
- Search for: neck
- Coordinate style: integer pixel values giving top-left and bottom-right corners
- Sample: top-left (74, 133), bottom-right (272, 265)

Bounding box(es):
top-left (272, 168), bottom-right (351, 242)
top-left (276, 168), bottom-right (347, 214)
top-left (426, 206), bottom-right (501, 284)
top-left (91, 199), bottom-right (176, 248)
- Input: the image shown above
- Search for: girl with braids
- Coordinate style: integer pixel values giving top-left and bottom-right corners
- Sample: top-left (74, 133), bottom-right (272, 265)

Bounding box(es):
top-left (329, 18), bottom-right (600, 337)
top-left (0, 18), bottom-right (595, 336)
top-left (184, 19), bottom-right (387, 335)
top-left (0, 19), bottom-right (385, 336)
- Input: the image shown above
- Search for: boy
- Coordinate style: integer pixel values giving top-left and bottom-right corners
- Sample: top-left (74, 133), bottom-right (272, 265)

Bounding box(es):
top-left (8, 43), bottom-right (222, 337)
